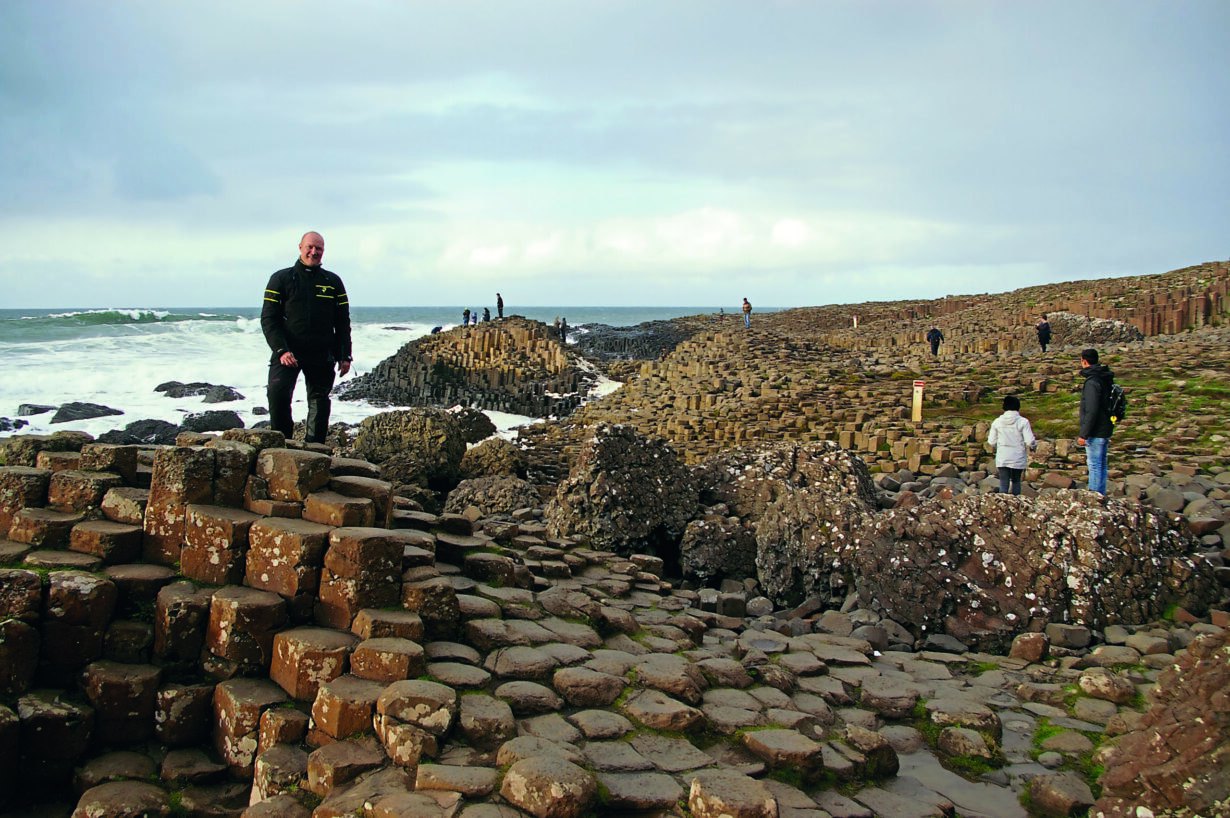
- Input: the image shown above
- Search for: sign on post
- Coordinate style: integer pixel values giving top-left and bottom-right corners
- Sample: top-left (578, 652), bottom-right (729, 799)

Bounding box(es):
top-left (912, 380), bottom-right (925, 422)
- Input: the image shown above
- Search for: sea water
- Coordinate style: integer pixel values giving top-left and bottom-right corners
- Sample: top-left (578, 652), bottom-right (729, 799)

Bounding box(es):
top-left (0, 306), bottom-right (719, 440)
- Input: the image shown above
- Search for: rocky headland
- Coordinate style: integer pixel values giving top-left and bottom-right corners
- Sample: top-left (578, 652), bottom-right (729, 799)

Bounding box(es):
top-left (0, 260), bottom-right (1228, 818)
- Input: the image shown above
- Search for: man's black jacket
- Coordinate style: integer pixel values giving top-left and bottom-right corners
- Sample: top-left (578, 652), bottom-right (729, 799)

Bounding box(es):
top-left (1079, 363), bottom-right (1115, 439)
top-left (261, 260), bottom-right (352, 363)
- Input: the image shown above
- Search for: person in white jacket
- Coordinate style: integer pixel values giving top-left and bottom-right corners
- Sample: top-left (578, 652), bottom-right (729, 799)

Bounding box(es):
top-left (987, 395), bottom-right (1037, 495)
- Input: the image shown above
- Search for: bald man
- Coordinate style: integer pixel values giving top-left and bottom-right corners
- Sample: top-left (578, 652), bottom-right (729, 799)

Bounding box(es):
top-left (260, 231), bottom-right (352, 444)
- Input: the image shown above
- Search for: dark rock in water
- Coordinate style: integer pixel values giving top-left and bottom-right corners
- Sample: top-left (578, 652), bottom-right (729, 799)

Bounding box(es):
top-left (451, 407), bottom-right (497, 443)
top-left (99, 419), bottom-right (181, 445)
top-left (17, 404), bottom-right (56, 416)
top-left (444, 475), bottom-right (544, 518)
top-left (202, 386), bottom-right (244, 404)
top-left (155, 381), bottom-right (214, 398)
top-left (570, 319), bottom-right (702, 361)
top-left (51, 402), bottom-right (124, 424)
top-left (838, 493), bottom-right (1221, 652)
top-left (545, 423), bottom-right (699, 557)
top-left (461, 438), bottom-right (529, 480)
top-left (0, 417), bottom-right (30, 432)
top-left (252, 406), bottom-right (269, 416)
top-left (353, 409), bottom-right (465, 486)
top-left (181, 410), bottom-right (244, 433)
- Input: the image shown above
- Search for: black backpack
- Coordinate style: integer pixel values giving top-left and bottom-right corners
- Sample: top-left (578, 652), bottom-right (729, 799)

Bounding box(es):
top-left (1105, 381), bottom-right (1127, 425)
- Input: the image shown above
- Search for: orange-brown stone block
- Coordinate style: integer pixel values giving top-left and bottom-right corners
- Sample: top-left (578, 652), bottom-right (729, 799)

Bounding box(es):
top-left (81, 661), bottom-right (162, 744)
top-left (255, 449), bottom-right (331, 502)
top-left (350, 637), bottom-right (425, 684)
top-left (80, 444), bottom-right (139, 486)
top-left (329, 475), bottom-right (394, 528)
top-left (182, 504), bottom-right (262, 586)
top-left (0, 466), bottom-right (51, 536)
top-left (154, 581), bottom-right (213, 669)
top-left (303, 490), bottom-right (376, 528)
top-left (213, 678), bottom-right (288, 775)
top-left (309, 675), bottom-right (385, 742)
top-left (69, 520), bottom-right (143, 564)
top-left (206, 587), bottom-right (288, 673)
top-left (7, 507), bottom-right (84, 547)
top-left (246, 517), bottom-right (332, 619)
top-left (271, 627), bottom-right (359, 701)
top-left (143, 446), bottom-right (216, 566)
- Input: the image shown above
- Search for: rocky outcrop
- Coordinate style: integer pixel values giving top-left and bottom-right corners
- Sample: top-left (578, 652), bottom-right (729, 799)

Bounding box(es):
top-left (352, 409), bottom-right (465, 488)
top-left (460, 438), bottom-right (529, 480)
top-left (1044, 311), bottom-right (1145, 349)
top-left (338, 317), bottom-right (595, 418)
top-left (1094, 629), bottom-right (1230, 817)
top-left (450, 407), bottom-right (497, 443)
top-left (839, 493), bottom-right (1221, 652)
top-left (683, 443), bottom-right (877, 594)
top-left (545, 424), bottom-right (698, 557)
top-left (570, 318), bottom-right (707, 362)
top-left (50, 402), bottom-right (123, 424)
top-left (443, 475), bottom-right (544, 518)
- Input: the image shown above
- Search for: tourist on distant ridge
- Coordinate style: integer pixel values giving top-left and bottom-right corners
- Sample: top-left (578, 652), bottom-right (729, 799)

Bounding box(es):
top-left (1078, 348), bottom-right (1115, 496)
top-left (483, 307), bottom-right (490, 322)
top-left (926, 327), bottom-right (943, 356)
top-left (462, 307), bottom-right (470, 325)
top-left (1036, 314), bottom-right (1052, 353)
top-left (497, 293), bottom-right (504, 319)
top-left (559, 317), bottom-right (569, 343)
top-left (742, 298), bottom-right (752, 328)
top-left (988, 395), bottom-right (1036, 495)
top-left (261, 231), bottom-right (352, 444)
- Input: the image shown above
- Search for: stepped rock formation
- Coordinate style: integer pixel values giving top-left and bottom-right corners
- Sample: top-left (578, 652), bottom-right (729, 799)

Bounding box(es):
top-left (338, 317), bottom-right (596, 418)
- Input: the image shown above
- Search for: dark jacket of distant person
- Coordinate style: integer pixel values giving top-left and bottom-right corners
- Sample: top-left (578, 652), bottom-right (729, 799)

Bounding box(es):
top-left (1078, 362), bottom-right (1115, 440)
top-left (261, 261), bottom-right (351, 363)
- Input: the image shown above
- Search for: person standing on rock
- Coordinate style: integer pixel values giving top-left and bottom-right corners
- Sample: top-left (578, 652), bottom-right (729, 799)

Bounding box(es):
top-left (742, 298), bottom-right (752, 328)
top-left (926, 327), bottom-right (943, 356)
top-left (1036, 314), bottom-right (1052, 353)
top-left (1078, 348), bottom-right (1115, 496)
top-left (988, 395), bottom-right (1036, 495)
top-left (462, 307), bottom-right (470, 325)
top-left (497, 292), bottom-right (504, 319)
top-left (261, 231), bottom-right (352, 444)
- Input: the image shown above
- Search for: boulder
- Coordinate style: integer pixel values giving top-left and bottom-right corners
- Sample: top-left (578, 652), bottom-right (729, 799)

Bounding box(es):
top-left (839, 493), bottom-right (1221, 652)
top-left (98, 419), bottom-right (181, 446)
top-left (181, 411), bottom-right (244, 433)
top-left (545, 423), bottom-right (698, 556)
top-left (353, 409), bottom-right (465, 484)
top-left (51, 402), bottom-right (123, 424)
top-left (700, 442), bottom-right (876, 606)
top-left (444, 475), bottom-right (543, 518)
top-left (460, 437), bottom-right (529, 479)
top-left (450, 407), bottom-right (497, 443)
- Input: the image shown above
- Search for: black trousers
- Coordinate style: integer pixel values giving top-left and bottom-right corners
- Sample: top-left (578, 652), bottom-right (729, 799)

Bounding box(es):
top-left (267, 357), bottom-right (336, 443)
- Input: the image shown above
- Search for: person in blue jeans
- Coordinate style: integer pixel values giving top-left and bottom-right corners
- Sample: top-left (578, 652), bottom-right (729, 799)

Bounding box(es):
top-left (1077, 348), bottom-right (1114, 495)
top-left (742, 298), bottom-right (752, 328)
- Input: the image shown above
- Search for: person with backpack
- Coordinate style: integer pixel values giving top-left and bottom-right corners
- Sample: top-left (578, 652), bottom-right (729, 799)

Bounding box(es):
top-left (926, 327), bottom-right (943, 356)
top-left (1077, 348), bottom-right (1115, 496)
top-left (988, 395), bottom-right (1037, 495)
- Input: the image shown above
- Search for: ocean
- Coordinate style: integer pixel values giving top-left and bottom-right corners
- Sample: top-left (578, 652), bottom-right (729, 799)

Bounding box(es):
top-left (0, 306), bottom-right (721, 440)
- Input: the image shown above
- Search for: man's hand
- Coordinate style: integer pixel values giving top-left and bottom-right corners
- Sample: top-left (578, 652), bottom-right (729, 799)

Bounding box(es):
top-left (338, 360), bottom-right (351, 377)
top-left (1077, 437), bottom-right (1086, 446)
top-left (279, 351), bottom-right (298, 367)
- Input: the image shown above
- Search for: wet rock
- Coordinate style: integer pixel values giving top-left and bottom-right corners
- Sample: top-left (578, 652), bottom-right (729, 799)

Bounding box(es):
top-left (182, 410), bottom-right (245, 433)
top-left (98, 419), bottom-right (181, 445)
top-left (1029, 772), bottom-right (1096, 817)
top-left (687, 769), bottom-right (776, 818)
top-left (52, 402), bottom-right (123, 424)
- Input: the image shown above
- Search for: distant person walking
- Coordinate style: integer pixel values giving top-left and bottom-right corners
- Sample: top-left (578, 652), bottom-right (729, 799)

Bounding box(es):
top-left (987, 395), bottom-right (1036, 495)
top-left (742, 298), bottom-right (752, 328)
top-left (497, 293), bottom-right (504, 319)
top-left (462, 308), bottom-right (470, 325)
top-left (261, 231), bottom-right (352, 444)
top-left (1078, 348), bottom-right (1115, 496)
top-left (926, 327), bottom-right (943, 356)
top-left (1035, 314), bottom-right (1052, 353)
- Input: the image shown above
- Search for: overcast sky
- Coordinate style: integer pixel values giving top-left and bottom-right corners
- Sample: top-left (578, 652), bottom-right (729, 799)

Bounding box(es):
top-left (2, 1), bottom-right (1227, 309)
